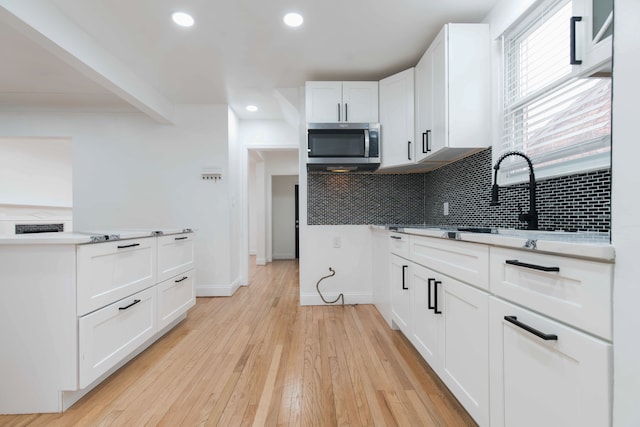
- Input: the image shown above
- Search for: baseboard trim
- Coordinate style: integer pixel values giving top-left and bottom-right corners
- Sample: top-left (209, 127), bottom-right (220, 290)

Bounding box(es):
top-left (255, 257), bottom-right (267, 266)
top-left (300, 292), bottom-right (373, 306)
top-left (196, 282), bottom-right (241, 297)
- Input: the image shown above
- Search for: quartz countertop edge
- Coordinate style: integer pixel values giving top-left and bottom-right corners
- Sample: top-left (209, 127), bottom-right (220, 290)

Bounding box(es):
top-left (391, 226), bottom-right (615, 262)
top-left (0, 227), bottom-right (194, 245)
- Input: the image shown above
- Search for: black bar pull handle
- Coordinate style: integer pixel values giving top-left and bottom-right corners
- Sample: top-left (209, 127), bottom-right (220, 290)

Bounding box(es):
top-left (345, 103), bottom-right (348, 122)
top-left (433, 280), bottom-right (442, 314)
top-left (402, 265), bottom-right (408, 290)
top-left (506, 259), bottom-right (560, 272)
top-left (119, 299), bottom-right (141, 311)
top-left (117, 243), bottom-right (141, 249)
top-left (407, 141), bottom-right (412, 161)
top-left (390, 235), bottom-right (402, 240)
top-left (337, 103), bottom-right (341, 121)
top-left (423, 130), bottom-right (431, 153)
top-left (504, 316), bottom-right (558, 341)
top-left (570, 16), bottom-right (583, 65)
top-left (175, 276), bottom-right (189, 283)
top-left (175, 236), bottom-right (188, 240)
top-left (427, 278), bottom-right (435, 310)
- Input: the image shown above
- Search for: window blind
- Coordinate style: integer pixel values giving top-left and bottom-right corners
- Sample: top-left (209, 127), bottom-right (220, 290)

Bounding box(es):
top-left (501, 0), bottom-right (611, 182)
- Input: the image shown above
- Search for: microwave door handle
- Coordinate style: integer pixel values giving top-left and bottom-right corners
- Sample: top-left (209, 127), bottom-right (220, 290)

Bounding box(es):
top-left (364, 129), bottom-right (370, 157)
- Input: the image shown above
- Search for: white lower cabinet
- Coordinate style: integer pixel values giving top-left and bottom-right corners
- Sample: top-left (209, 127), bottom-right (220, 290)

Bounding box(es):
top-left (157, 271), bottom-right (196, 330)
top-left (157, 233), bottom-right (195, 282)
top-left (79, 286), bottom-right (156, 388)
top-left (489, 297), bottom-right (611, 427)
top-left (375, 231), bottom-right (613, 427)
top-left (390, 254), bottom-right (412, 335)
top-left (438, 276), bottom-right (489, 426)
top-left (411, 263), bottom-right (439, 367)
top-left (77, 237), bottom-right (156, 316)
top-left (411, 262), bottom-right (489, 426)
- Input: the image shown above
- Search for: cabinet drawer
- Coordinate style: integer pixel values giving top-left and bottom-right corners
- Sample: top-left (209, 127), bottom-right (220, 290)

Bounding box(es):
top-left (157, 233), bottom-right (195, 282)
top-left (78, 287), bottom-right (156, 388)
top-left (489, 247), bottom-right (612, 340)
top-left (157, 270), bottom-right (195, 330)
top-left (389, 232), bottom-right (410, 258)
top-left (410, 235), bottom-right (489, 289)
top-left (489, 297), bottom-right (611, 427)
top-left (77, 238), bottom-right (156, 316)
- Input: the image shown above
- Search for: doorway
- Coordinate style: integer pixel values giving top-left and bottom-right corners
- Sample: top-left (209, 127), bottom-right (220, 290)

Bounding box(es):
top-left (272, 175), bottom-right (299, 260)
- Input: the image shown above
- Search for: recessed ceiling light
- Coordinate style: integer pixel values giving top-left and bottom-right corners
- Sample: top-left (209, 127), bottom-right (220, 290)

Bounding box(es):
top-left (283, 12), bottom-right (303, 27)
top-left (246, 105), bottom-right (258, 112)
top-left (172, 12), bottom-right (194, 27)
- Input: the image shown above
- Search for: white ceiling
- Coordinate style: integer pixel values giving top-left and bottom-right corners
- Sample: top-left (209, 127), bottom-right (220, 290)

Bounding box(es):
top-left (0, 0), bottom-right (497, 121)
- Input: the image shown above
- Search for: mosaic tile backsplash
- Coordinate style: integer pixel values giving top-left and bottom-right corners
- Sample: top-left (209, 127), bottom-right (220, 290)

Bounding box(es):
top-left (307, 148), bottom-right (611, 232)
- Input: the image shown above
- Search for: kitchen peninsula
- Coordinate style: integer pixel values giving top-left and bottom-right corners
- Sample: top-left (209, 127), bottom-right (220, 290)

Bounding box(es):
top-left (0, 229), bottom-right (195, 414)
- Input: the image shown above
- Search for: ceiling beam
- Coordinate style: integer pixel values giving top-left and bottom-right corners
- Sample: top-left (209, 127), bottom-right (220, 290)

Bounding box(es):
top-left (0, 0), bottom-right (175, 123)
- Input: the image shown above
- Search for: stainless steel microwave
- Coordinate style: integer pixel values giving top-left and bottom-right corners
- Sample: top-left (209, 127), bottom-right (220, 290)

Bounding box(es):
top-left (306, 123), bottom-right (381, 172)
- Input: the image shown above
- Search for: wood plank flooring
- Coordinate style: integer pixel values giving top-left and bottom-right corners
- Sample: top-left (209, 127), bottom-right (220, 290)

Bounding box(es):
top-left (0, 259), bottom-right (476, 426)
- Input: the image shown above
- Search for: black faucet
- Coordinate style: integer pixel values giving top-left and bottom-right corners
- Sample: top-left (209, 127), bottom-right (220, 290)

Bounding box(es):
top-left (490, 151), bottom-right (539, 230)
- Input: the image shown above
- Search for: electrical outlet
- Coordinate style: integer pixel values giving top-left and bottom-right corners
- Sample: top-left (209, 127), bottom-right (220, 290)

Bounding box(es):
top-left (332, 237), bottom-right (341, 248)
top-left (444, 202), bottom-right (449, 216)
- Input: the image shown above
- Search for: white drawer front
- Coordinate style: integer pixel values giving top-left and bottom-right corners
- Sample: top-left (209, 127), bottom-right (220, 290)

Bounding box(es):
top-left (78, 287), bottom-right (156, 388)
top-left (410, 235), bottom-right (489, 289)
top-left (389, 232), bottom-right (410, 258)
top-left (77, 238), bottom-right (157, 316)
top-left (157, 270), bottom-right (195, 330)
top-left (489, 247), bottom-right (612, 340)
top-left (489, 297), bottom-right (611, 427)
top-left (157, 233), bottom-right (195, 282)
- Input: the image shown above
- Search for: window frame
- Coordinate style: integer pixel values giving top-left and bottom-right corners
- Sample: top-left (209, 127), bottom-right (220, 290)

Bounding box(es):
top-left (496, 0), bottom-right (611, 186)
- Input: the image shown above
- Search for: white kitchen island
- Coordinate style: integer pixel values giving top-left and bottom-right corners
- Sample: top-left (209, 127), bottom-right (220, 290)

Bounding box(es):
top-left (0, 229), bottom-right (195, 414)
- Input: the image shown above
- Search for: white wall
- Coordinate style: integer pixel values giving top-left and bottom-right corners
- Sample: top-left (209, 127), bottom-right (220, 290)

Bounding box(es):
top-left (299, 225), bottom-right (373, 305)
top-left (0, 105), bottom-right (239, 296)
top-left (272, 175), bottom-right (298, 259)
top-left (248, 152), bottom-right (258, 255)
top-left (0, 136), bottom-right (72, 207)
top-left (612, 1), bottom-right (640, 425)
top-left (227, 108), bottom-right (244, 291)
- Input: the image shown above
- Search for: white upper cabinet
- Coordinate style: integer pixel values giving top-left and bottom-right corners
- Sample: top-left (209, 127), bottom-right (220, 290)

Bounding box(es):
top-left (379, 68), bottom-right (415, 168)
top-left (305, 81), bottom-right (378, 123)
top-left (414, 23), bottom-right (491, 163)
top-left (572, 0), bottom-right (613, 74)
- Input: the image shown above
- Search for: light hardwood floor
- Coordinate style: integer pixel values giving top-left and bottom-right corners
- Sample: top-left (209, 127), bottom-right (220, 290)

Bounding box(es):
top-left (0, 259), bottom-right (476, 426)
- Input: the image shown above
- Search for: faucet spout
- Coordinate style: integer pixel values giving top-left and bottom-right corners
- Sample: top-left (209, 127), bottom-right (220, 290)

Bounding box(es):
top-left (491, 151), bottom-right (539, 230)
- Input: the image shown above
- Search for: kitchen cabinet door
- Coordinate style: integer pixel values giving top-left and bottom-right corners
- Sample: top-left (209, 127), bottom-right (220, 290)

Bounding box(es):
top-left (410, 264), bottom-right (439, 369)
top-left (414, 24), bottom-right (491, 163)
top-left (379, 68), bottom-right (415, 168)
top-left (489, 297), bottom-right (611, 427)
top-left (414, 42), bottom-right (433, 163)
top-left (305, 81), bottom-right (342, 122)
top-left (78, 287), bottom-right (156, 388)
top-left (572, 0), bottom-right (613, 75)
top-left (157, 232), bottom-right (195, 282)
top-left (157, 271), bottom-right (195, 330)
top-left (305, 81), bottom-right (378, 123)
top-left (438, 276), bottom-right (489, 427)
top-left (390, 254), bottom-right (412, 335)
top-left (342, 82), bottom-right (379, 123)
top-left (77, 237), bottom-right (156, 316)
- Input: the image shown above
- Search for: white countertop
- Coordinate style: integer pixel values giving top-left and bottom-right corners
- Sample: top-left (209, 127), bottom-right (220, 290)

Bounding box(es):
top-left (382, 225), bottom-right (614, 261)
top-left (0, 228), bottom-right (194, 245)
